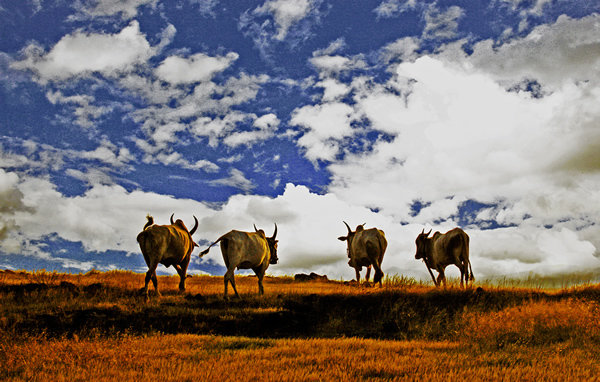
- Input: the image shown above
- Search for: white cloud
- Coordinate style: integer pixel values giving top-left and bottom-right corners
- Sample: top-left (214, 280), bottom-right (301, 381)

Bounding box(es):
top-left (155, 52), bottom-right (239, 85)
top-left (381, 36), bottom-right (421, 63)
top-left (328, 53), bottom-right (599, 219)
top-left (223, 113), bottom-right (280, 147)
top-left (1, 138), bottom-right (134, 176)
top-left (423, 5), bottom-right (464, 40)
top-left (255, 0), bottom-right (314, 40)
top-left (8, 179), bottom-right (213, 255)
top-left (209, 169), bottom-right (256, 194)
top-left (316, 78), bottom-right (350, 102)
top-left (12, 21), bottom-right (154, 83)
top-left (466, 14), bottom-right (600, 88)
top-left (277, 14), bottom-right (600, 278)
top-left (291, 102), bottom-right (358, 162)
top-left (77, 140), bottom-right (135, 168)
top-left (190, 111), bottom-right (254, 147)
top-left (196, 183), bottom-right (404, 279)
top-left (46, 91), bottom-right (112, 129)
top-left (131, 71), bottom-right (270, 165)
top-left (74, 0), bottom-right (158, 19)
top-left (309, 54), bottom-right (367, 78)
top-left (2, 162), bottom-right (598, 279)
top-left (374, 0), bottom-right (418, 18)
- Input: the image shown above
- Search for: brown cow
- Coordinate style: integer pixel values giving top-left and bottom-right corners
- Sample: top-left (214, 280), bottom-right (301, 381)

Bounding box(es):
top-left (136, 214), bottom-right (198, 298)
top-left (338, 222), bottom-right (387, 287)
top-left (199, 224), bottom-right (278, 299)
top-left (415, 227), bottom-right (474, 287)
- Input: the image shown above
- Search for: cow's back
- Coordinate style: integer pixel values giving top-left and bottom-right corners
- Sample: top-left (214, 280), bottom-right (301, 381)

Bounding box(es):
top-left (352, 228), bottom-right (386, 263)
top-left (432, 228), bottom-right (468, 266)
top-left (138, 225), bottom-right (190, 265)
top-left (220, 230), bottom-right (269, 269)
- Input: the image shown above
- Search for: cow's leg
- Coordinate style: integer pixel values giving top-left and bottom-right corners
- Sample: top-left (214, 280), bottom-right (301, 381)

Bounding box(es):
top-left (459, 264), bottom-right (465, 288)
top-left (252, 266), bottom-right (266, 296)
top-left (365, 266), bottom-right (371, 283)
top-left (461, 262), bottom-right (470, 288)
top-left (255, 270), bottom-right (265, 295)
top-left (174, 264), bottom-right (186, 293)
top-left (144, 262), bottom-right (161, 298)
top-left (174, 255), bottom-right (190, 293)
top-left (436, 269), bottom-right (446, 287)
top-left (372, 262), bottom-right (384, 287)
top-left (224, 267), bottom-right (240, 300)
top-left (355, 267), bottom-right (361, 287)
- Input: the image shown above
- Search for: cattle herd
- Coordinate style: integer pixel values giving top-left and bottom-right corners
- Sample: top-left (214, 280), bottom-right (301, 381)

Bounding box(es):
top-left (137, 214), bottom-right (474, 299)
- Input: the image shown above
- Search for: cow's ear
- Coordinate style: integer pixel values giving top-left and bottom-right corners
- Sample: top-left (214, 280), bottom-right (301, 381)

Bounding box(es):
top-left (338, 236), bottom-right (347, 241)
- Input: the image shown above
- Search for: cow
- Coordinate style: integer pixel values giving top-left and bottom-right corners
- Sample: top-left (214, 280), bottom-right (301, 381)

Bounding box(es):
top-left (414, 227), bottom-right (474, 288)
top-left (199, 224), bottom-right (278, 299)
top-left (136, 214), bottom-right (198, 298)
top-left (338, 222), bottom-right (387, 287)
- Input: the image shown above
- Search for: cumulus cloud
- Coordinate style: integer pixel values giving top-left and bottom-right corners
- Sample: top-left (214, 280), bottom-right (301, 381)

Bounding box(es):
top-left (46, 91), bottom-right (112, 129)
top-left (73, 0), bottom-right (158, 19)
top-left (0, 173), bottom-right (213, 260)
top-left (466, 14), bottom-right (600, 88)
top-left (209, 169), bottom-right (256, 194)
top-left (130, 71), bottom-right (270, 167)
top-left (422, 5), bottom-right (464, 40)
top-left (223, 113), bottom-right (280, 148)
top-left (155, 52), bottom-right (239, 85)
top-left (279, 12), bottom-right (600, 277)
top-left (254, 0), bottom-right (315, 41)
top-left (1, 138), bottom-right (134, 178)
top-left (374, 0), bottom-right (418, 18)
top-left (11, 21), bottom-right (154, 83)
top-left (239, 0), bottom-right (323, 59)
top-left (381, 36), bottom-right (421, 64)
top-left (196, 183), bottom-right (406, 279)
top-left (309, 40), bottom-right (367, 78)
top-left (291, 102), bottom-right (359, 162)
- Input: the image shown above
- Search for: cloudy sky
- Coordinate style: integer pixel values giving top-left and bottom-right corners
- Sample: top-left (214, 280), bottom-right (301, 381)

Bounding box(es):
top-left (1, 0), bottom-right (600, 282)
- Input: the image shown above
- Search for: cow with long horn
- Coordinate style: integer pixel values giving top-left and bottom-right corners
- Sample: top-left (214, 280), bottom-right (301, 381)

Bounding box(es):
top-left (136, 213), bottom-right (199, 298)
top-left (199, 224), bottom-right (278, 299)
top-left (415, 227), bottom-right (474, 287)
top-left (338, 221), bottom-right (387, 287)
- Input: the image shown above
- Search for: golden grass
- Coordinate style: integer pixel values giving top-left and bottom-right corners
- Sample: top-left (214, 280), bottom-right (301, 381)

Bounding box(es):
top-left (461, 299), bottom-right (600, 349)
top-left (2, 269), bottom-right (600, 380)
top-left (2, 334), bottom-right (600, 381)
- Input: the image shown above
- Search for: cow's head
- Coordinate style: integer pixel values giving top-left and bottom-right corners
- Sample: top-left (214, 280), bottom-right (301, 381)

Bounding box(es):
top-left (171, 213), bottom-right (199, 248)
top-left (337, 221), bottom-right (365, 258)
top-left (255, 223), bottom-right (279, 264)
top-left (415, 228), bottom-right (432, 260)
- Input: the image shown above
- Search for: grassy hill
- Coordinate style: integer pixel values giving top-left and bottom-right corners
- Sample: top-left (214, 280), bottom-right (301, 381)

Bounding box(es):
top-left (2, 270), bottom-right (600, 381)
top-left (1, 269), bottom-right (599, 344)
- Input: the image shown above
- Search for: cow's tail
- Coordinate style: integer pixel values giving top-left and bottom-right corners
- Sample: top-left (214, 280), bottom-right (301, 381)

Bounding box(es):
top-left (143, 214), bottom-right (154, 230)
top-left (199, 235), bottom-right (226, 257)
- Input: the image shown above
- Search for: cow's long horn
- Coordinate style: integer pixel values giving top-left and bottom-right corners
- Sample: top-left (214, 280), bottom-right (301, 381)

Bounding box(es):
top-left (170, 213), bottom-right (175, 225)
top-left (254, 224), bottom-right (259, 232)
top-left (272, 223), bottom-right (277, 239)
top-left (189, 216), bottom-right (199, 236)
top-left (426, 229), bottom-right (432, 237)
top-left (343, 221), bottom-right (351, 234)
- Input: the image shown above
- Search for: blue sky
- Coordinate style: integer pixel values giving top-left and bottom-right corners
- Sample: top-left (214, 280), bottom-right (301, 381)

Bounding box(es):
top-left (1, 0), bottom-right (600, 281)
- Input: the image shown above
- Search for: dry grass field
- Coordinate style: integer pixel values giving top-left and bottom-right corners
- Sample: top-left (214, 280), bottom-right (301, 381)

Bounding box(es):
top-left (1, 269), bottom-right (600, 381)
